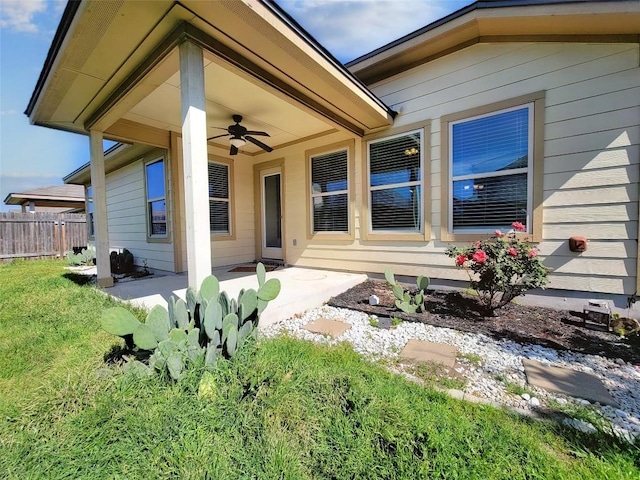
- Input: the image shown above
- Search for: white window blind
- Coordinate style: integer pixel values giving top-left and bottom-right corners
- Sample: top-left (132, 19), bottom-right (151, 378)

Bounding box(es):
top-left (368, 131), bottom-right (422, 232)
top-left (208, 162), bottom-right (230, 235)
top-left (145, 159), bottom-right (167, 236)
top-left (450, 105), bottom-right (532, 232)
top-left (310, 149), bottom-right (348, 233)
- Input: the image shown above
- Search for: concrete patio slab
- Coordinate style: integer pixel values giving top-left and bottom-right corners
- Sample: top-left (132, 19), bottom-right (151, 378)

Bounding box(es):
top-left (523, 359), bottom-right (618, 406)
top-left (399, 340), bottom-right (458, 367)
top-left (302, 318), bottom-right (351, 338)
top-left (105, 265), bottom-right (367, 329)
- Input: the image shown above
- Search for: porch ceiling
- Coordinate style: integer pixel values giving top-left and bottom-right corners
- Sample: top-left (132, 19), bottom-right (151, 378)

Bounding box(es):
top-left (26, 0), bottom-right (394, 153)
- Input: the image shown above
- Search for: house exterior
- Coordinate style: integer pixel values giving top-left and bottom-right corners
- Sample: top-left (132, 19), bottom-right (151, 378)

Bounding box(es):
top-left (3, 184), bottom-right (85, 213)
top-left (28, 0), bottom-right (639, 299)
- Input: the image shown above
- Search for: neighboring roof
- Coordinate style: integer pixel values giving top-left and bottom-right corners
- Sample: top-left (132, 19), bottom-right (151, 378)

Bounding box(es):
top-left (347, 0), bottom-right (640, 84)
top-left (4, 184), bottom-right (85, 206)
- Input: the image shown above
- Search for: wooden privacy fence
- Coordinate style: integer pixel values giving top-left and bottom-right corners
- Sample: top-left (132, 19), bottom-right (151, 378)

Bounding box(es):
top-left (0, 212), bottom-right (87, 262)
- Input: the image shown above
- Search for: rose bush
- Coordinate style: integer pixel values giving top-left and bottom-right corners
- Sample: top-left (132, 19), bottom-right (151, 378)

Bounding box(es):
top-left (445, 222), bottom-right (549, 315)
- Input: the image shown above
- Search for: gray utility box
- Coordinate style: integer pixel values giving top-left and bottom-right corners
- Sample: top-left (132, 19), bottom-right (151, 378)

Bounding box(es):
top-left (583, 299), bottom-right (612, 331)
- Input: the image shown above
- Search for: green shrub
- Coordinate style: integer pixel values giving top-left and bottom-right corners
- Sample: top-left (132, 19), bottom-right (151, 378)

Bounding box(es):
top-left (66, 247), bottom-right (95, 266)
top-left (445, 222), bottom-right (548, 315)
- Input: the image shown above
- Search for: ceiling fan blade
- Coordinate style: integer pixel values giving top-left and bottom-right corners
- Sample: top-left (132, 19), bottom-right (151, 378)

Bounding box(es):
top-left (208, 133), bottom-right (230, 140)
top-left (245, 135), bottom-right (273, 152)
top-left (211, 126), bottom-right (229, 130)
top-left (230, 144), bottom-right (239, 156)
top-left (244, 130), bottom-right (270, 137)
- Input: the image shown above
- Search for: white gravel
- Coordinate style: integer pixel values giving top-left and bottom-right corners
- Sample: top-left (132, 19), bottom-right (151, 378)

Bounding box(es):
top-left (261, 304), bottom-right (640, 443)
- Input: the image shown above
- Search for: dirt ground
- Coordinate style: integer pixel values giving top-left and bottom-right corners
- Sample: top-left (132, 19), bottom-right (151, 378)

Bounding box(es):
top-left (328, 280), bottom-right (640, 365)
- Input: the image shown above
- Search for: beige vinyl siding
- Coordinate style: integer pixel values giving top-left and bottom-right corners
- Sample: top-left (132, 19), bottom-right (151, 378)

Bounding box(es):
top-left (283, 42), bottom-right (639, 295)
top-left (105, 158), bottom-right (175, 272)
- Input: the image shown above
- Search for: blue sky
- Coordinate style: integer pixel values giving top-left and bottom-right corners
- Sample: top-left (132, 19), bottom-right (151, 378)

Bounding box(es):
top-left (0, 0), bottom-right (468, 211)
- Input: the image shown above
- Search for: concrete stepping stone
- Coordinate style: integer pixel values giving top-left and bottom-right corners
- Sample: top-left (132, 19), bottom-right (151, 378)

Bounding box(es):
top-left (523, 359), bottom-right (618, 406)
top-left (399, 339), bottom-right (458, 367)
top-left (302, 318), bottom-right (350, 338)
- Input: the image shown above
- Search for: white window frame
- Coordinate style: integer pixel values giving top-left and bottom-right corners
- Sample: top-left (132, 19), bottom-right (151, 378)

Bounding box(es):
top-left (367, 128), bottom-right (424, 235)
top-left (208, 160), bottom-right (232, 237)
top-left (309, 147), bottom-right (349, 235)
top-left (144, 157), bottom-right (168, 239)
top-left (448, 103), bottom-right (534, 235)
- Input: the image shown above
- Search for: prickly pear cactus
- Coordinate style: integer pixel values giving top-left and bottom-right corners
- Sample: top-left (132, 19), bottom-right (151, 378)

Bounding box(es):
top-left (100, 262), bottom-right (280, 381)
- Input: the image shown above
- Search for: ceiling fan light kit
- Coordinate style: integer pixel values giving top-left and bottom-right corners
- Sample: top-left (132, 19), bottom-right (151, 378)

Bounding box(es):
top-left (208, 114), bottom-right (273, 155)
top-left (229, 137), bottom-right (246, 148)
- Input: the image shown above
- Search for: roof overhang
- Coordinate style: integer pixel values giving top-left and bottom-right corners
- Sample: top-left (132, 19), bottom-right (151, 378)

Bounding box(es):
top-left (26, 0), bottom-right (393, 145)
top-left (347, 0), bottom-right (640, 84)
top-left (63, 143), bottom-right (157, 185)
top-left (3, 193), bottom-right (85, 209)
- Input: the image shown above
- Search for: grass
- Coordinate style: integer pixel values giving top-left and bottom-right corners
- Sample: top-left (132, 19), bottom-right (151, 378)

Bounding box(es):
top-left (458, 352), bottom-right (484, 366)
top-left (1, 260), bottom-right (640, 479)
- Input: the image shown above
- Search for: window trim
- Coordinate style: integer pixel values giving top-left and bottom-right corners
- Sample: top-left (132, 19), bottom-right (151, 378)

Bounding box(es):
top-left (362, 121), bottom-right (431, 242)
top-left (305, 139), bottom-right (355, 241)
top-left (440, 91), bottom-right (545, 243)
top-left (208, 155), bottom-right (236, 241)
top-left (144, 156), bottom-right (170, 243)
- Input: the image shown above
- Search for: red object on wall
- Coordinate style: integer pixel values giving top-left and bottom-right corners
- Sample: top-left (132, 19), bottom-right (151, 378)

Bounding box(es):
top-left (569, 236), bottom-right (588, 252)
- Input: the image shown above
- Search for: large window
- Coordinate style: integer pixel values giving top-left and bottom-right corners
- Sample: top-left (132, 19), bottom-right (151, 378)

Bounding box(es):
top-left (449, 104), bottom-right (532, 233)
top-left (367, 130), bottom-right (423, 233)
top-left (86, 185), bottom-right (94, 239)
top-left (208, 162), bottom-right (231, 235)
top-left (145, 159), bottom-right (167, 237)
top-left (310, 148), bottom-right (348, 233)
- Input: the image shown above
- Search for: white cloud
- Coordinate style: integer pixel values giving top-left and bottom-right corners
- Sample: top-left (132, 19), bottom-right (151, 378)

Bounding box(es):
top-left (277, 0), bottom-right (468, 62)
top-left (1, 109), bottom-right (18, 115)
top-left (0, 0), bottom-right (47, 33)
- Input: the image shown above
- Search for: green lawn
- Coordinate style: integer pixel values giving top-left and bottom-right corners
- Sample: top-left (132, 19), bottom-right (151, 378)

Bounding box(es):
top-left (1, 259), bottom-right (638, 479)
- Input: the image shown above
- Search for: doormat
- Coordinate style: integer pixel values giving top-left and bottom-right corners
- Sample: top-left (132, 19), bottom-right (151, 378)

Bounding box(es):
top-left (229, 265), bottom-right (278, 273)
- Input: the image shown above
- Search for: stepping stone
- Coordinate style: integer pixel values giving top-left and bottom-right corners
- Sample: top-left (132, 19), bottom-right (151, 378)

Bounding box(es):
top-left (523, 359), bottom-right (618, 406)
top-left (302, 318), bottom-right (350, 338)
top-left (399, 340), bottom-right (458, 367)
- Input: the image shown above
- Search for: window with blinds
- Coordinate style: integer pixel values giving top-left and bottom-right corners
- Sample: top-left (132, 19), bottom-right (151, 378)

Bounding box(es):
top-left (368, 130), bottom-right (422, 232)
top-left (208, 162), bottom-right (230, 235)
top-left (450, 104), bottom-right (532, 233)
top-left (86, 185), bottom-right (95, 238)
top-left (145, 159), bottom-right (167, 236)
top-left (310, 149), bottom-right (348, 233)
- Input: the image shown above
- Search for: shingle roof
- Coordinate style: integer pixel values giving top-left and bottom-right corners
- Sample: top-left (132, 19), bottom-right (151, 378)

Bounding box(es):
top-left (3, 184), bottom-right (85, 205)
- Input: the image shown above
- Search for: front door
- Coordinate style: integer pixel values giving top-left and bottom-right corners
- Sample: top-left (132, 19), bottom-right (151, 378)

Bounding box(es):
top-left (260, 167), bottom-right (283, 260)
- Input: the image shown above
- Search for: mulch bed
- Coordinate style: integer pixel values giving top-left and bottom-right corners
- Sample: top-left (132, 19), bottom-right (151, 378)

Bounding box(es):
top-left (328, 279), bottom-right (640, 365)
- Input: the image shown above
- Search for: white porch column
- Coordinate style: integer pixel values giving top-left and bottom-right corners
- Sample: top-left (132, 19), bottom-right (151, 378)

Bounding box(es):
top-left (179, 40), bottom-right (211, 288)
top-left (89, 129), bottom-right (113, 287)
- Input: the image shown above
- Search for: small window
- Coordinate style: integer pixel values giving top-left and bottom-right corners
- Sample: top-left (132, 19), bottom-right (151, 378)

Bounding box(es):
top-left (310, 148), bottom-right (348, 233)
top-left (145, 159), bottom-right (167, 237)
top-left (86, 185), bottom-right (95, 239)
top-left (208, 162), bottom-right (230, 235)
top-left (449, 104), bottom-right (532, 233)
top-left (368, 130), bottom-right (423, 232)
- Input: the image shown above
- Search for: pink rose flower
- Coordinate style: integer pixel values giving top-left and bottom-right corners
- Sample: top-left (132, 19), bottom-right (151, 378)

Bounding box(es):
top-left (512, 221), bottom-right (526, 232)
top-left (474, 241), bottom-right (482, 248)
top-left (495, 230), bottom-right (504, 237)
top-left (508, 247), bottom-right (518, 256)
top-left (528, 248), bottom-right (538, 258)
top-left (472, 250), bottom-right (487, 263)
top-left (455, 254), bottom-right (467, 266)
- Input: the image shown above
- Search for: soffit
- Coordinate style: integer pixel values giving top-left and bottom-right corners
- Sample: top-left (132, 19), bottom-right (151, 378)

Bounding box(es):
top-left (28, 0), bottom-right (392, 142)
top-left (349, 2), bottom-right (640, 84)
